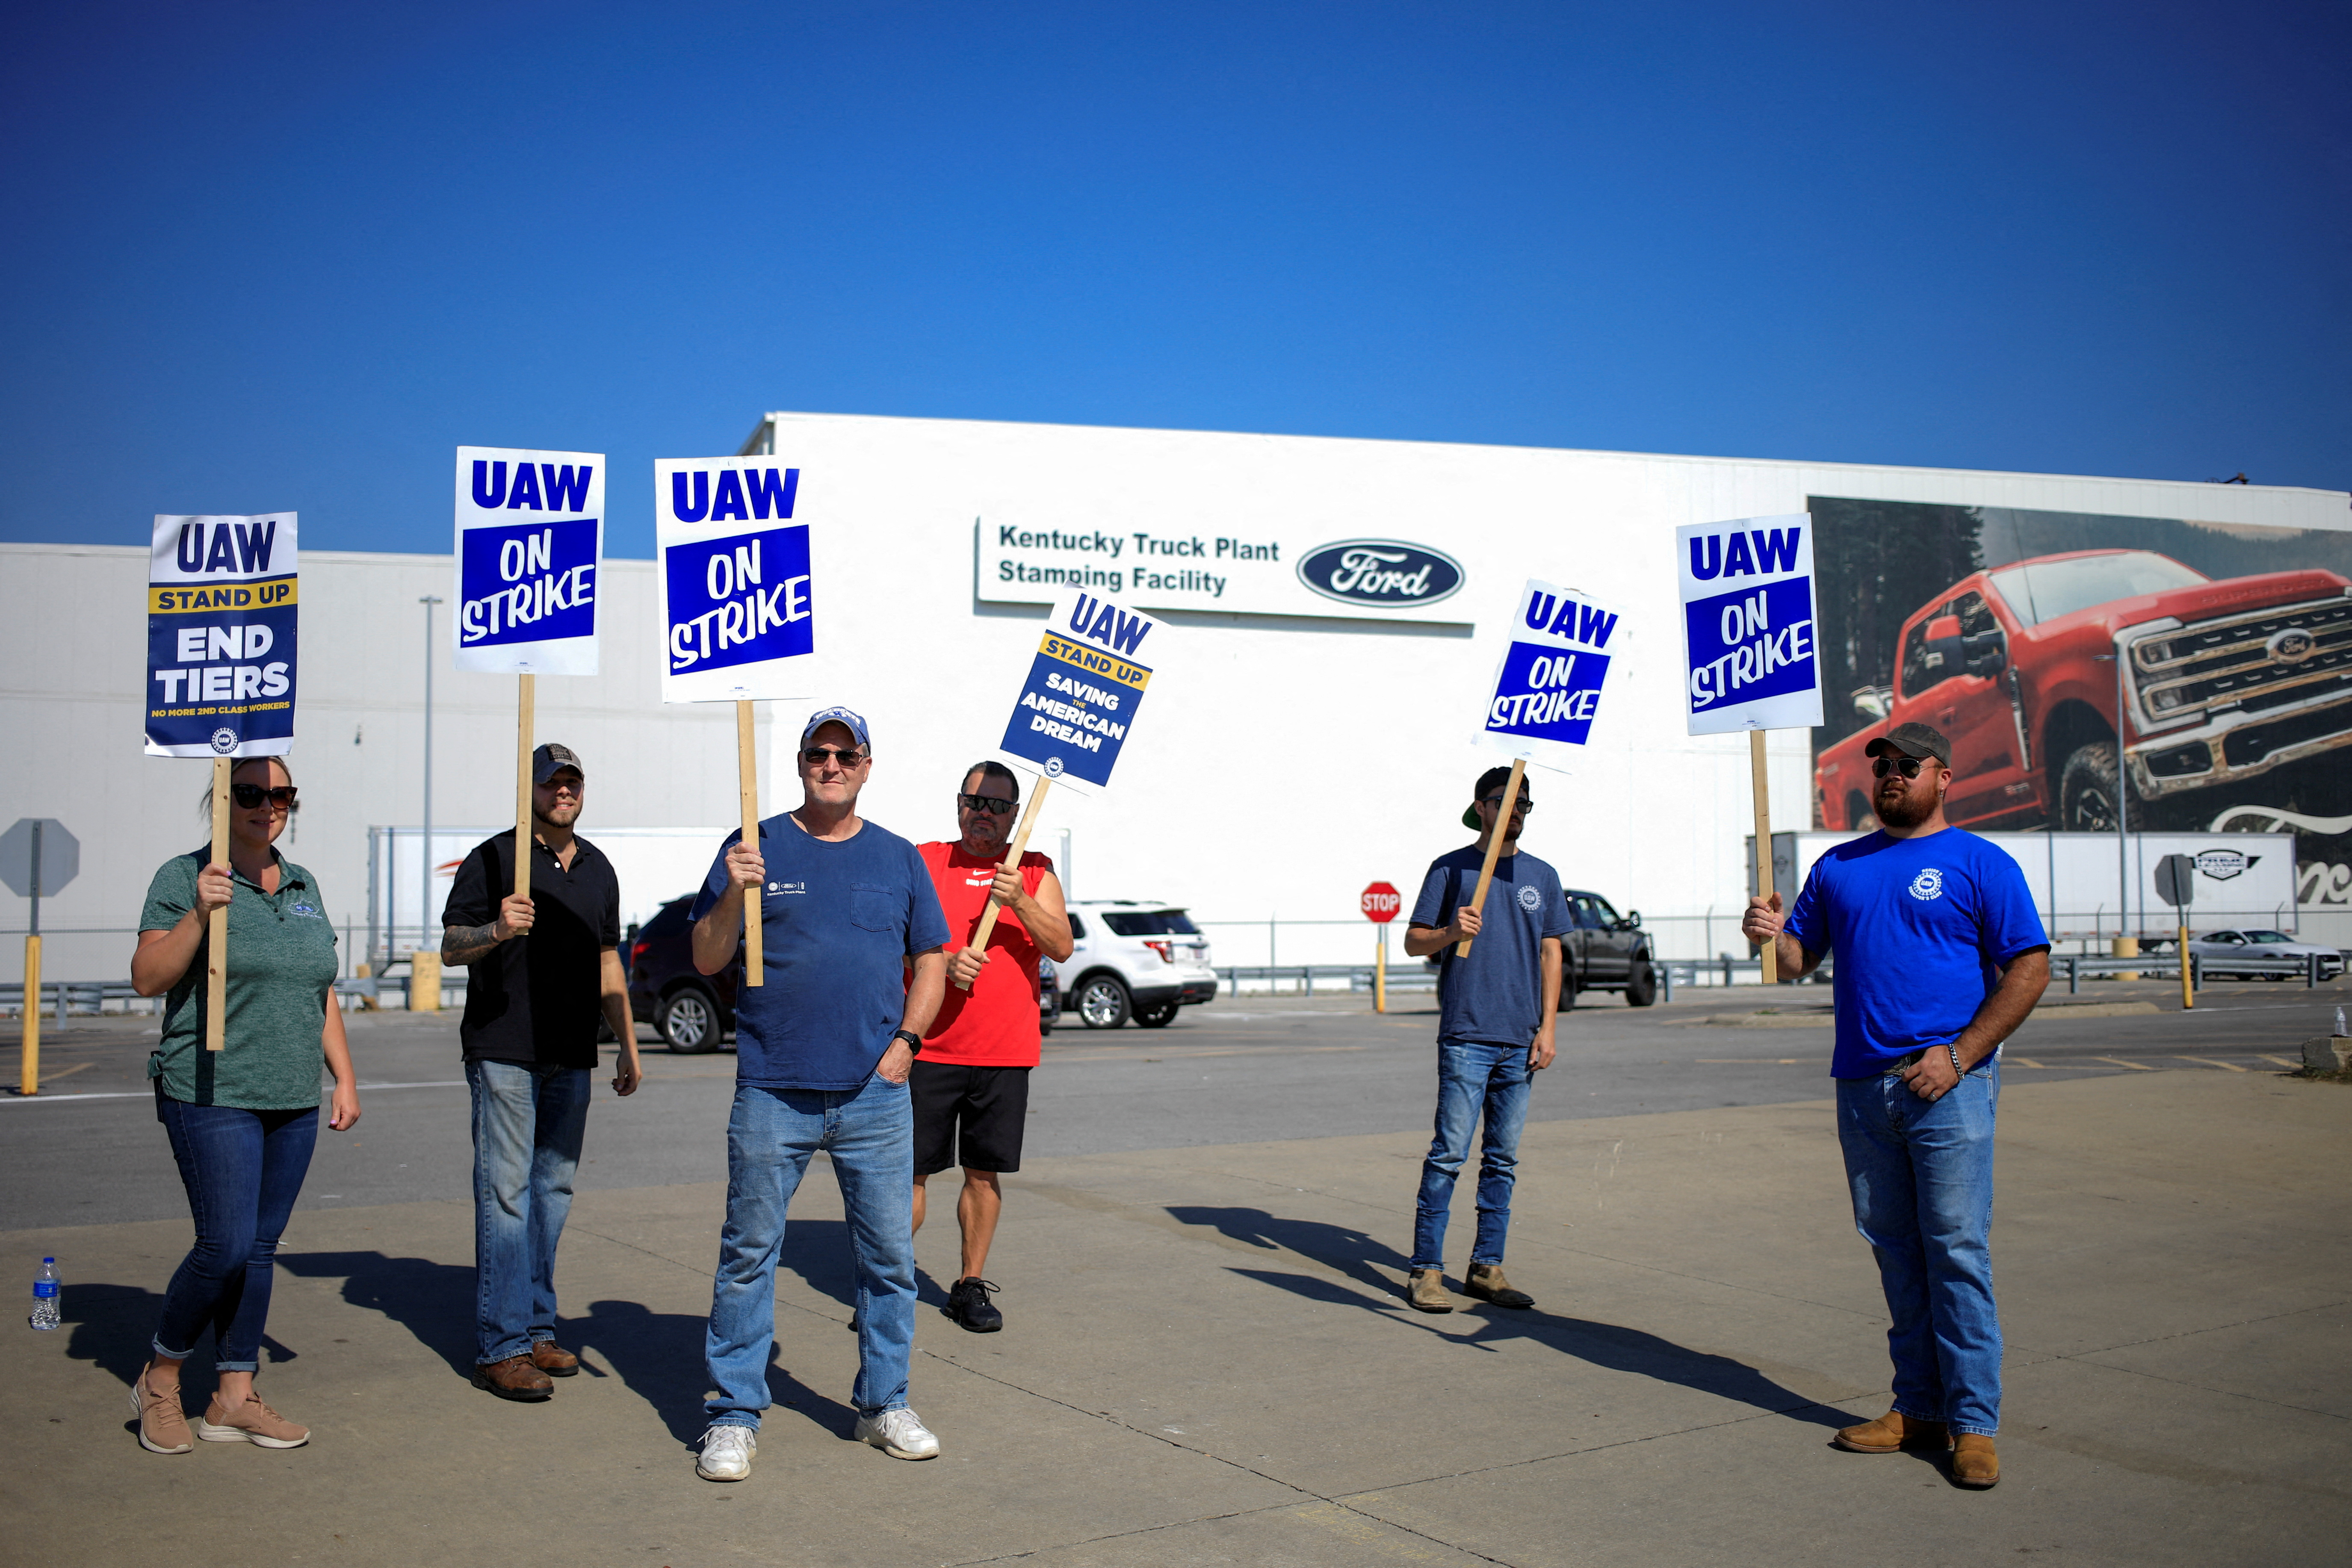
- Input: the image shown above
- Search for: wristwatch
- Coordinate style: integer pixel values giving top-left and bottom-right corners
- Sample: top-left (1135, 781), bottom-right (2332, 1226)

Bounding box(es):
top-left (891, 1028), bottom-right (923, 1057)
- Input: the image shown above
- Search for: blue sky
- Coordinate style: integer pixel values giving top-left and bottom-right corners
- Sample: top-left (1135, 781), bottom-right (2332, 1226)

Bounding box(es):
top-left (3, 0), bottom-right (2345, 559)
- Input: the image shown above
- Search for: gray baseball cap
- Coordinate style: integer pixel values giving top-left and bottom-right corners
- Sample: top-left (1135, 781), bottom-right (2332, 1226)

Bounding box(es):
top-left (1865, 723), bottom-right (1951, 765)
top-left (532, 743), bottom-right (585, 783)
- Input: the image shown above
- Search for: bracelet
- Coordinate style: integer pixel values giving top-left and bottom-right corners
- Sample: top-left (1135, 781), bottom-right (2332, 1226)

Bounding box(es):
top-left (1947, 1043), bottom-right (1964, 1074)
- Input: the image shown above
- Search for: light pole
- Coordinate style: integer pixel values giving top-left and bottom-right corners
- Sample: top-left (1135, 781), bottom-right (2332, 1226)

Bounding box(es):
top-left (2096, 650), bottom-right (2132, 958)
top-left (420, 595), bottom-right (443, 961)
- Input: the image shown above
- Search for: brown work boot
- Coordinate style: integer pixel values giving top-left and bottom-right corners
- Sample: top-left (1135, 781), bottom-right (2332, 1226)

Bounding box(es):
top-left (1951, 1433), bottom-right (2000, 1488)
top-left (1833, 1409), bottom-right (1947, 1454)
top-left (195, 1393), bottom-right (310, 1448)
top-left (1406, 1268), bottom-right (1454, 1313)
top-left (130, 1365), bottom-right (192, 1455)
top-left (528, 1340), bottom-right (580, 1376)
top-left (472, 1353), bottom-right (554, 1401)
top-left (1463, 1264), bottom-right (1534, 1309)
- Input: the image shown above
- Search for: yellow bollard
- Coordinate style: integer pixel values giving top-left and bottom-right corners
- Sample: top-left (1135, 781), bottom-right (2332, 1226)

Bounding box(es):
top-left (410, 950), bottom-right (442, 1013)
top-left (19, 933), bottom-right (40, 1096)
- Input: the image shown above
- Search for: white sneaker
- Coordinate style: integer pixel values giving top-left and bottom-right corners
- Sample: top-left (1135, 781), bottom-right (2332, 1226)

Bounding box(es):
top-left (695, 1424), bottom-right (756, 1481)
top-left (855, 1406), bottom-right (940, 1460)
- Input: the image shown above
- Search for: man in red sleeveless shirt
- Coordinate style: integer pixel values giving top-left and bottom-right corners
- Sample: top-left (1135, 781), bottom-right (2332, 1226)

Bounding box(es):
top-left (913, 761), bottom-right (1074, 1332)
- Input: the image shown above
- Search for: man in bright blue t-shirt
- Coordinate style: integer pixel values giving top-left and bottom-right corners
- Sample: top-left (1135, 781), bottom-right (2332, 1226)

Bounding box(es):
top-left (684, 707), bottom-right (950, 1483)
top-left (1744, 721), bottom-right (2048, 1492)
top-left (1401, 765), bottom-right (1573, 1315)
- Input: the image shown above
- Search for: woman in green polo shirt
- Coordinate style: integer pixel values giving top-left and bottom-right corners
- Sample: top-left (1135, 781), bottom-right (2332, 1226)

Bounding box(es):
top-left (125, 756), bottom-right (360, 1456)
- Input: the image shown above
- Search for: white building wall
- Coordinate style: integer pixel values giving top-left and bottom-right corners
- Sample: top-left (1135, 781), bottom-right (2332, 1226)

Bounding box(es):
top-left (3, 414), bottom-right (2345, 984)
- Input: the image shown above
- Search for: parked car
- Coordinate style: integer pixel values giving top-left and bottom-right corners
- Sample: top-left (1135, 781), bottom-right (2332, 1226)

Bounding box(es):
top-left (1057, 901), bottom-right (1218, 1029)
top-left (2180, 928), bottom-right (2344, 981)
top-left (1815, 549), bottom-right (2352, 834)
top-left (1561, 889), bottom-right (1658, 1007)
top-left (628, 893), bottom-right (1071, 1052)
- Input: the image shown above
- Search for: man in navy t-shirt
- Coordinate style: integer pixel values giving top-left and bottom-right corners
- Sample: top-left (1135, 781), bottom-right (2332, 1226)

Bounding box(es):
top-left (684, 707), bottom-right (950, 1483)
top-left (1744, 722), bottom-right (2048, 1491)
top-left (1401, 765), bottom-right (1573, 1314)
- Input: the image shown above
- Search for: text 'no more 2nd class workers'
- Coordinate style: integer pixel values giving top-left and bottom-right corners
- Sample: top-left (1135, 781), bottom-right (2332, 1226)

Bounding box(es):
top-left (993, 525), bottom-right (1279, 600)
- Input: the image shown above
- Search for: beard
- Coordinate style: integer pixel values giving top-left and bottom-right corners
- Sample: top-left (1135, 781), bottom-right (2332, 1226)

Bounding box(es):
top-left (1873, 783), bottom-right (1939, 829)
top-left (534, 802), bottom-right (580, 828)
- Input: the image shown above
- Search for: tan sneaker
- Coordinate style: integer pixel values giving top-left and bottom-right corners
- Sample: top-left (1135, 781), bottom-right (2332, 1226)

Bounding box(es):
top-left (130, 1366), bottom-right (193, 1455)
top-left (1463, 1264), bottom-right (1534, 1309)
top-left (1406, 1268), bottom-right (1454, 1313)
top-left (1951, 1433), bottom-right (2000, 1488)
top-left (196, 1393), bottom-right (310, 1449)
top-left (1832, 1409), bottom-right (1947, 1454)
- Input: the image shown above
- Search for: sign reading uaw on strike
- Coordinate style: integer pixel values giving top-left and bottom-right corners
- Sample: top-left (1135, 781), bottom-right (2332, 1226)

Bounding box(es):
top-left (656, 456), bottom-right (812, 702)
top-left (453, 447), bottom-right (604, 675)
top-left (1475, 578), bottom-right (1625, 768)
top-left (1675, 513), bottom-right (1823, 733)
top-left (145, 513), bottom-right (299, 757)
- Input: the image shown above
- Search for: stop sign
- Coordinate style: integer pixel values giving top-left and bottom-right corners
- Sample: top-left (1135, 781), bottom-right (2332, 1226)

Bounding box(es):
top-left (1361, 881), bottom-right (1402, 923)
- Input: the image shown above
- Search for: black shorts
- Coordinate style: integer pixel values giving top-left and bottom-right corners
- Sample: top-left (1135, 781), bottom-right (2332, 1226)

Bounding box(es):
top-left (910, 1062), bottom-right (1031, 1175)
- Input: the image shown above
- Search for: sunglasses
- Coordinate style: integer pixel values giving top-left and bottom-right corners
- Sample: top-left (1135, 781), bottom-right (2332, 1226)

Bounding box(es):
top-left (1479, 795), bottom-right (1534, 814)
top-left (802, 746), bottom-right (869, 766)
top-left (1871, 755), bottom-right (1932, 780)
top-left (231, 783), bottom-right (299, 810)
top-left (958, 793), bottom-right (1018, 815)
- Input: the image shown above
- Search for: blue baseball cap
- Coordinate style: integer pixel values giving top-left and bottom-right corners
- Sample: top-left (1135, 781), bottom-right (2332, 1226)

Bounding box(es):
top-left (800, 706), bottom-right (871, 751)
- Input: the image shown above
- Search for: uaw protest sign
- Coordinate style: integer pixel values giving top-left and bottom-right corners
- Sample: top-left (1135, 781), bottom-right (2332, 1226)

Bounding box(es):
top-left (1675, 514), bottom-right (1824, 734)
top-left (656, 456), bottom-right (814, 702)
top-left (1473, 579), bottom-right (1624, 771)
top-left (145, 514), bottom-right (298, 758)
top-left (453, 447), bottom-right (604, 675)
top-left (997, 591), bottom-right (1167, 794)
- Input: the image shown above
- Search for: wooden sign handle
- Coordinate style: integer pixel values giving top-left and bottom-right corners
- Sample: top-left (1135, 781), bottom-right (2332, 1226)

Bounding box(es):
top-left (956, 777), bottom-right (1052, 991)
top-left (1751, 729), bottom-right (1777, 985)
top-left (206, 756), bottom-right (230, 1051)
top-left (1455, 757), bottom-right (1524, 959)
top-left (737, 700), bottom-right (762, 987)
top-left (514, 675), bottom-right (534, 903)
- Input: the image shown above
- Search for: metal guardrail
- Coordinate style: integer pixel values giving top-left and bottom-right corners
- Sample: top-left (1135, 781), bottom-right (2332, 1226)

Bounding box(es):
top-left (0, 981), bottom-right (161, 1017)
top-left (2056, 951), bottom-right (2341, 992)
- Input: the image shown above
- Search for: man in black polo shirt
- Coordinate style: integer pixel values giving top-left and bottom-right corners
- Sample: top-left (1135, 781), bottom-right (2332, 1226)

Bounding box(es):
top-left (441, 742), bottom-right (641, 1400)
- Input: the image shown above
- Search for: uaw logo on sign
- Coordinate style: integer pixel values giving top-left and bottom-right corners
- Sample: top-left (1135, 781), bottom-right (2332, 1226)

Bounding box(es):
top-left (656, 457), bottom-right (814, 704)
top-left (997, 591), bottom-right (1169, 794)
top-left (452, 447), bottom-right (604, 676)
top-left (1474, 578), bottom-right (1624, 769)
top-left (1297, 540), bottom-right (1464, 610)
top-left (145, 513), bottom-right (299, 759)
top-left (1675, 513), bottom-right (1825, 736)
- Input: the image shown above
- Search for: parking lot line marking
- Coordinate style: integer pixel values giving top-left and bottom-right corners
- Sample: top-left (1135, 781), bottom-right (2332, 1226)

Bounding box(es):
top-left (1692, 1059), bottom-right (1820, 1065)
top-left (2258, 1054), bottom-right (2300, 1068)
top-left (2007, 1057), bottom-right (2045, 1068)
top-left (2092, 1057), bottom-right (2156, 1071)
top-left (2181, 1057), bottom-right (2249, 1072)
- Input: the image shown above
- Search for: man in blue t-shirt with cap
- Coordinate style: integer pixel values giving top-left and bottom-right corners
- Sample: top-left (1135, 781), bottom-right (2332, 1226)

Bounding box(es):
top-left (684, 706), bottom-right (951, 1483)
top-left (1401, 765), bottom-right (1573, 1315)
top-left (1743, 721), bottom-right (2049, 1491)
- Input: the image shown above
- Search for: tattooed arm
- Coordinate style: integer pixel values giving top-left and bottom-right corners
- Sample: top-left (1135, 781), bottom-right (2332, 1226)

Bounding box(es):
top-left (444, 893), bottom-right (535, 965)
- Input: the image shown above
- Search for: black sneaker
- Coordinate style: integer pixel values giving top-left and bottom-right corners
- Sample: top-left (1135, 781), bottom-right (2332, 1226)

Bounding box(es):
top-left (943, 1277), bottom-right (1003, 1333)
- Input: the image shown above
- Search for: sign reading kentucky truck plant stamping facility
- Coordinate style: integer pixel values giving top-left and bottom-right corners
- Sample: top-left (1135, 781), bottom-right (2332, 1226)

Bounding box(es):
top-left (997, 591), bottom-right (1169, 794)
top-left (1675, 513), bottom-right (1824, 735)
top-left (453, 447), bottom-right (604, 675)
top-left (145, 513), bottom-right (299, 758)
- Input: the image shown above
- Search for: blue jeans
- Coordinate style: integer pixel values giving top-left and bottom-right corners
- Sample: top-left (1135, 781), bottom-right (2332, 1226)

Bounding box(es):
top-left (152, 1087), bottom-right (320, 1372)
top-left (467, 1059), bottom-right (591, 1365)
top-left (706, 1075), bottom-right (916, 1429)
top-left (1837, 1055), bottom-right (2003, 1436)
top-left (1412, 1040), bottom-right (1534, 1270)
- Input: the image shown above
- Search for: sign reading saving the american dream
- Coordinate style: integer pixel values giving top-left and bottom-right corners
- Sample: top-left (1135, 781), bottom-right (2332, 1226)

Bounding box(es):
top-left (1675, 513), bottom-right (1824, 734)
top-left (656, 457), bottom-right (813, 703)
top-left (145, 514), bottom-right (298, 758)
top-left (1473, 579), bottom-right (1624, 771)
top-left (453, 447), bottom-right (604, 676)
top-left (996, 591), bottom-right (1167, 795)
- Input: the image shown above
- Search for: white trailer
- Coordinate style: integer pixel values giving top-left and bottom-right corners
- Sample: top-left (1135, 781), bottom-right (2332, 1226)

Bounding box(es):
top-left (1751, 830), bottom-right (2299, 947)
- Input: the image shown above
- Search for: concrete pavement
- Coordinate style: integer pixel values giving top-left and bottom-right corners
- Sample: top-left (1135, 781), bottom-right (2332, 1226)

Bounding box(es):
top-left (6, 1057), bottom-right (2347, 1566)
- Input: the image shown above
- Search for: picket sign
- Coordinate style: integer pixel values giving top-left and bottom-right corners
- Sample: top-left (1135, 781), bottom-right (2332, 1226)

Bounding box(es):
top-left (454, 449), bottom-right (605, 910)
top-left (963, 591), bottom-right (1172, 986)
top-left (1675, 514), bottom-right (1825, 984)
top-left (148, 513), bottom-right (301, 1051)
top-left (1458, 578), bottom-right (1626, 957)
top-left (655, 455), bottom-right (819, 987)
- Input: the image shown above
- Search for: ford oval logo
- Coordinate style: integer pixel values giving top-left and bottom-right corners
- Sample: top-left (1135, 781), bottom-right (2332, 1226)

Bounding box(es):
top-left (2266, 628), bottom-right (2316, 666)
top-left (1297, 539), bottom-right (1464, 608)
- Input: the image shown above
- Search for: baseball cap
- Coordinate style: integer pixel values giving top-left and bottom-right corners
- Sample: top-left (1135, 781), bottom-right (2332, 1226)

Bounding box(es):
top-left (531, 742), bottom-right (585, 783)
top-left (1865, 723), bottom-right (1951, 765)
top-left (800, 706), bottom-right (872, 751)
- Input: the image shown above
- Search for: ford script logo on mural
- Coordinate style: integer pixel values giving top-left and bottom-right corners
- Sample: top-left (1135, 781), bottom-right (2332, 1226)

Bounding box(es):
top-left (1297, 540), bottom-right (1464, 608)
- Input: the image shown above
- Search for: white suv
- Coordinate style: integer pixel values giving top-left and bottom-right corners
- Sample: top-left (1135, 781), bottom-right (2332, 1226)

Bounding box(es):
top-left (1057, 901), bottom-right (1219, 1029)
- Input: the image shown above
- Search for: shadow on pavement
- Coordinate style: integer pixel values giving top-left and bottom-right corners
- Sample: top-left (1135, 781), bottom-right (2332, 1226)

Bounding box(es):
top-left (1171, 1205), bottom-right (1845, 1432)
top-left (276, 1250), bottom-right (477, 1375)
top-left (567, 1296), bottom-right (856, 1444)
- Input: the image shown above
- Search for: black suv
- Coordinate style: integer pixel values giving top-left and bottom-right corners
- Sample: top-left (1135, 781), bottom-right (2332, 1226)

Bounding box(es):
top-left (627, 894), bottom-right (1065, 1053)
top-left (1562, 889), bottom-right (1656, 1006)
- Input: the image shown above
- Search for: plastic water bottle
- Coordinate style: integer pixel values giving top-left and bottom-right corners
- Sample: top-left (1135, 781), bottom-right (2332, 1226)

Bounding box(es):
top-left (2336, 1005), bottom-right (2346, 1039)
top-left (29, 1258), bottom-right (59, 1330)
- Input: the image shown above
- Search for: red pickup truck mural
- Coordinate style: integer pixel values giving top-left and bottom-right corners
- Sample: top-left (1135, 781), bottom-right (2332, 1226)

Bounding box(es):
top-left (1814, 547), bottom-right (2352, 835)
